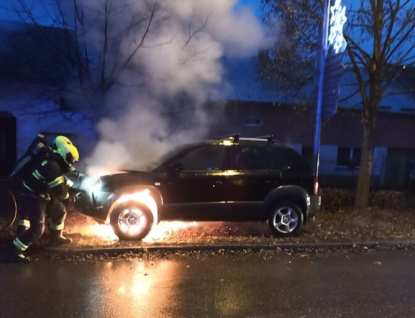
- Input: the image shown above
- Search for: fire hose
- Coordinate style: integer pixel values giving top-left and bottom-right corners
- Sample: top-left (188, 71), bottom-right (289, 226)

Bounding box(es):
top-left (0, 190), bottom-right (17, 233)
top-left (0, 188), bottom-right (89, 234)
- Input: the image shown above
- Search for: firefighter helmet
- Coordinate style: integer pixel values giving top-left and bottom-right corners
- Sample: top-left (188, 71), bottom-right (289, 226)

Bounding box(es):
top-left (53, 136), bottom-right (79, 167)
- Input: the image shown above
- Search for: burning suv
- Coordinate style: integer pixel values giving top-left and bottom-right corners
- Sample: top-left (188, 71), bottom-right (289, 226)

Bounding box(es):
top-left (76, 135), bottom-right (321, 240)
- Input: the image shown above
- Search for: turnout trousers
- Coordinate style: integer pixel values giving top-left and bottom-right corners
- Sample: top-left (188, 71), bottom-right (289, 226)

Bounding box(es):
top-left (13, 192), bottom-right (47, 252)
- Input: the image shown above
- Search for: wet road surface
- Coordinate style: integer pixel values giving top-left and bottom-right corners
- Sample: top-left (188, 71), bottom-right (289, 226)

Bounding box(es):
top-left (0, 249), bottom-right (414, 317)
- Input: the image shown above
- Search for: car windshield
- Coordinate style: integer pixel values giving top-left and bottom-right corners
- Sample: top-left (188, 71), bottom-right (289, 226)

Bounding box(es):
top-left (149, 144), bottom-right (192, 172)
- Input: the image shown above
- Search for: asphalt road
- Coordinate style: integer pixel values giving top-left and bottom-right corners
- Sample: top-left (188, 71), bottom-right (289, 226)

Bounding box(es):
top-left (0, 249), bottom-right (414, 318)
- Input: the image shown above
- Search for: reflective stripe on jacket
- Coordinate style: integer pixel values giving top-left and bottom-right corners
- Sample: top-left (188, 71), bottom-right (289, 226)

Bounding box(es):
top-left (21, 158), bottom-right (70, 201)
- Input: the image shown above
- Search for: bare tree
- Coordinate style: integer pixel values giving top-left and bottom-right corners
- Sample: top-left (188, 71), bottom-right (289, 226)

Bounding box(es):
top-left (346, 0), bottom-right (415, 207)
top-left (2, 0), bottom-right (211, 124)
top-left (258, 0), bottom-right (321, 94)
top-left (37, 0), bottom-right (162, 119)
top-left (260, 0), bottom-right (415, 207)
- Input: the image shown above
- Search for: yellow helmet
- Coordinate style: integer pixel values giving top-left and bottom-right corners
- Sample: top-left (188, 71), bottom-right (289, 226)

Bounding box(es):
top-left (53, 136), bottom-right (79, 166)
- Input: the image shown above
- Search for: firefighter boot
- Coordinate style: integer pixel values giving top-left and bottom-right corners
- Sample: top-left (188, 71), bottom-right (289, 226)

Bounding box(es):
top-left (49, 229), bottom-right (73, 246)
top-left (1, 242), bottom-right (31, 263)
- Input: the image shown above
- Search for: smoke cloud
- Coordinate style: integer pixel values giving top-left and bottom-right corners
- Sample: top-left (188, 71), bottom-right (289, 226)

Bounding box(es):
top-left (75, 0), bottom-right (272, 176)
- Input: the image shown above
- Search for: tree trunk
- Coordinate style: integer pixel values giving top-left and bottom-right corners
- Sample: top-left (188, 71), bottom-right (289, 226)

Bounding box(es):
top-left (354, 105), bottom-right (377, 208)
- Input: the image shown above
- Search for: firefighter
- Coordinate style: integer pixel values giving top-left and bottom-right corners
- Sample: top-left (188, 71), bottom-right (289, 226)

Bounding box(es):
top-left (12, 133), bottom-right (52, 236)
top-left (7, 136), bottom-right (79, 262)
top-left (14, 137), bottom-right (83, 246)
top-left (46, 167), bottom-right (82, 246)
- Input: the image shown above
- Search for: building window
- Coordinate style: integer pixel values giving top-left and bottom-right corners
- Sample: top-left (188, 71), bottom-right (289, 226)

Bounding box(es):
top-left (379, 106), bottom-right (391, 112)
top-left (337, 147), bottom-right (361, 168)
top-left (244, 118), bottom-right (262, 127)
top-left (400, 108), bottom-right (415, 114)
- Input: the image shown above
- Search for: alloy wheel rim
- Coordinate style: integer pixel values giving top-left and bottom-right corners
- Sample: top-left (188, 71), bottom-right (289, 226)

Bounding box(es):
top-left (118, 208), bottom-right (147, 236)
top-left (273, 207), bottom-right (298, 233)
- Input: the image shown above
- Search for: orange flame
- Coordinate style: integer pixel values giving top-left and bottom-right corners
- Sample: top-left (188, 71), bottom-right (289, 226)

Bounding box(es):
top-left (143, 221), bottom-right (198, 242)
top-left (84, 189), bottom-right (198, 242)
top-left (86, 221), bottom-right (199, 242)
top-left (87, 223), bottom-right (119, 241)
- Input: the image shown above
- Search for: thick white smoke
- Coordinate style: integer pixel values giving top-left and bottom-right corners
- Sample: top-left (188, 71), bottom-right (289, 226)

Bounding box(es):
top-left (78, 0), bottom-right (272, 176)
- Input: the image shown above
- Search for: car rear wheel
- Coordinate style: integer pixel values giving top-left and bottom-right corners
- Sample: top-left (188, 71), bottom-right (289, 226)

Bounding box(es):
top-left (268, 202), bottom-right (304, 237)
top-left (110, 201), bottom-right (154, 240)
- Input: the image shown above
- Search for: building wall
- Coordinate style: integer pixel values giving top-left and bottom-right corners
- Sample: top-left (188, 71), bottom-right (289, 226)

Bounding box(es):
top-left (210, 101), bottom-right (415, 189)
top-left (0, 80), bottom-right (96, 167)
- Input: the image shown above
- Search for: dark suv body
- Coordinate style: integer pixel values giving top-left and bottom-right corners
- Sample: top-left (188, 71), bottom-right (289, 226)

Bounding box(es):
top-left (76, 135), bottom-right (321, 240)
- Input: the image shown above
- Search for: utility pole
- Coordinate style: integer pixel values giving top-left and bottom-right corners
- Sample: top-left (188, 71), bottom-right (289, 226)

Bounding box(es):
top-left (312, 0), bottom-right (330, 193)
top-left (312, 0), bottom-right (347, 194)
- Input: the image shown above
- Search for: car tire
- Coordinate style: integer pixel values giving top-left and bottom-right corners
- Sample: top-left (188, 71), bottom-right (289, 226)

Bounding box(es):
top-left (110, 201), bottom-right (154, 240)
top-left (267, 202), bottom-right (304, 237)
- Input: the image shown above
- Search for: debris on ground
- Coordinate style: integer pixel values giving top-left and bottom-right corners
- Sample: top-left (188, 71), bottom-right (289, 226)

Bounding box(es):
top-left (1, 207), bottom-right (415, 262)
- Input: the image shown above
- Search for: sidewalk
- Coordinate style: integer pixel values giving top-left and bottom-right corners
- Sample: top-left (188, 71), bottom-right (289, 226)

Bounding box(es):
top-left (44, 240), bottom-right (415, 256)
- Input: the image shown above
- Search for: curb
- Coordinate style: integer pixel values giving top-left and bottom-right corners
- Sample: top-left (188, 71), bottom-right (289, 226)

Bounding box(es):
top-left (44, 240), bottom-right (415, 256)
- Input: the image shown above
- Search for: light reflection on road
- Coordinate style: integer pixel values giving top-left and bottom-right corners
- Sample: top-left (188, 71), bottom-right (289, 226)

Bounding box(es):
top-left (89, 261), bottom-right (178, 318)
top-left (215, 279), bottom-right (248, 316)
top-left (1, 251), bottom-right (415, 317)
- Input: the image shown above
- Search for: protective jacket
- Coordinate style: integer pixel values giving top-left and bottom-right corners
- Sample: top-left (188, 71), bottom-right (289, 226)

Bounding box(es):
top-left (20, 154), bottom-right (71, 202)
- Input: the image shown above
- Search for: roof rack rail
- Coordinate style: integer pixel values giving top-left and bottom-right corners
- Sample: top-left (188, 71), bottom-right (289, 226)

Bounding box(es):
top-left (213, 134), bottom-right (283, 144)
top-left (214, 133), bottom-right (240, 142)
top-left (251, 135), bottom-right (285, 144)
top-left (254, 135), bottom-right (275, 143)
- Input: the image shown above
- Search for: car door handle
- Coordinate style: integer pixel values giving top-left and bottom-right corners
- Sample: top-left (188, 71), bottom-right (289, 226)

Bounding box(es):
top-left (214, 181), bottom-right (223, 185)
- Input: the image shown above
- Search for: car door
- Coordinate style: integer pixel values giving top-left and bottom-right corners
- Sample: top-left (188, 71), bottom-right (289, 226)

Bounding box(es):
top-left (225, 145), bottom-right (285, 220)
top-left (159, 145), bottom-right (228, 221)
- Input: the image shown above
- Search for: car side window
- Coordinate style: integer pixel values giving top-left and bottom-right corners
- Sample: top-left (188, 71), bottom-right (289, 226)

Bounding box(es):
top-left (173, 146), bottom-right (224, 171)
top-left (229, 146), bottom-right (286, 170)
top-left (229, 146), bottom-right (282, 170)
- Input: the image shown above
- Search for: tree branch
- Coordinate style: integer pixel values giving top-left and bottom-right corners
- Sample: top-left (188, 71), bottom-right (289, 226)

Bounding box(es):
top-left (121, 0), bottom-right (159, 71)
top-left (182, 12), bottom-right (211, 50)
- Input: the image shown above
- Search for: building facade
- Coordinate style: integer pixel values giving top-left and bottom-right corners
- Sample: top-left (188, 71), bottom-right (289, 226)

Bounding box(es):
top-left (209, 100), bottom-right (415, 189)
top-left (0, 21), bottom-right (96, 177)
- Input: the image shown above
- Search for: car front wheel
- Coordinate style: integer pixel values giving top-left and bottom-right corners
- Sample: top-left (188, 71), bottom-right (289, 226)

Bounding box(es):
top-left (110, 201), bottom-right (154, 240)
top-left (268, 202), bottom-right (304, 237)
